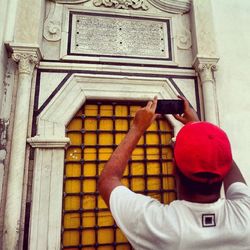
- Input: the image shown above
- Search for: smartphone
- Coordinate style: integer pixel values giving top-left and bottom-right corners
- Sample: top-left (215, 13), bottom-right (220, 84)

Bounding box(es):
top-left (155, 99), bottom-right (184, 114)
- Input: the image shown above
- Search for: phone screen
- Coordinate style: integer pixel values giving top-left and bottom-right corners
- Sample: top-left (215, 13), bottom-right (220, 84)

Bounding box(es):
top-left (155, 100), bottom-right (184, 114)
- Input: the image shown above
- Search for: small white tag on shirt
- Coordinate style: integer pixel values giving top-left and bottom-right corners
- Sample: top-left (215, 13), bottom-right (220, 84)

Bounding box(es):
top-left (202, 214), bottom-right (216, 227)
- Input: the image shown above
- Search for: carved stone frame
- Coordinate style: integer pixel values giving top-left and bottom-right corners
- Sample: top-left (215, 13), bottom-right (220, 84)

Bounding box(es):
top-left (60, 6), bottom-right (177, 66)
top-left (27, 74), bottom-right (183, 249)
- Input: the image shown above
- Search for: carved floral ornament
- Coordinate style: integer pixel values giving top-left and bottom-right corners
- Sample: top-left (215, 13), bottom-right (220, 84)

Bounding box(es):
top-left (93, 0), bottom-right (148, 10)
top-left (44, 19), bottom-right (61, 41)
top-left (49, 0), bottom-right (90, 3)
top-left (48, 0), bottom-right (191, 13)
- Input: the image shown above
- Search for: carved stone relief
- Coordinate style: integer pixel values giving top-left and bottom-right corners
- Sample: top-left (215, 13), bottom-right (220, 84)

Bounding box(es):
top-left (47, 0), bottom-right (191, 12)
top-left (147, 0), bottom-right (190, 14)
top-left (93, 0), bottom-right (148, 10)
top-left (193, 57), bottom-right (219, 84)
top-left (48, 0), bottom-right (90, 3)
top-left (177, 28), bottom-right (191, 50)
top-left (196, 63), bottom-right (217, 83)
top-left (44, 2), bottom-right (63, 41)
top-left (176, 16), bottom-right (192, 50)
top-left (12, 52), bottom-right (39, 75)
top-left (71, 14), bottom-right (170, 59)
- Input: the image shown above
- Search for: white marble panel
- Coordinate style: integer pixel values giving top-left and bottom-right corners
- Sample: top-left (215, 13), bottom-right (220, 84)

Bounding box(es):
top-left (29, 148), bottom-right (65, 250)
top-left (71, 13), bottom-right (170, 59)
top-left (39, 61), bottom-right (196, 77)
top-left (171, 78), bottom-right (198, 111)
top-left (39, 72), bottom-right (68, 109)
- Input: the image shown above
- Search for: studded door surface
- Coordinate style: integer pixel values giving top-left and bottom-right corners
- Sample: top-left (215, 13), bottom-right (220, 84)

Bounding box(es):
top-left (62, 100), bottom-right (176, 249)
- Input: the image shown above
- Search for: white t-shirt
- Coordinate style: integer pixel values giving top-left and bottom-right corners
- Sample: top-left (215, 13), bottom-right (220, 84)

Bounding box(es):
top-left (110, 182), bottom-right (250, 250)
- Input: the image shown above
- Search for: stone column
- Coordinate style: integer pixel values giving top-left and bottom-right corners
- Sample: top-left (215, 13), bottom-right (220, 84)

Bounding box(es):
top-left (191, 0), bottom-right (220, 124)
top-left (193, 57), bottom-right (219, 124)
top-left (3, 44), bottom-right (41, 250)
top-left (27, 136), bottom-right (70, 250)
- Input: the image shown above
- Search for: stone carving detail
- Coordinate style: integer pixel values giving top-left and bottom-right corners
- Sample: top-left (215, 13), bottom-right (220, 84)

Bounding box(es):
top-left (44, 3), bottom-right (63, 41)
top-left (72, 14), bottom-right (169, 58)
top-left (193, 57), bottom-right (219, 84)
top-left (175, 15), bottom-right (192, 50)
top-left (147, 0), bottom-right (190, 14)
top-left (27, 136), bottom-right (70, 148)
top-left (197, 63), bottom-right (217, 83)
top-left (12, 53), bottom-right (39, 75)
top-left (176, 18), bottom-right (192, 50)
top-left (44, 20), bottom-right (61, 41)
top-left (177, 28), bottom-right (191, 50)
top-left (93, 0), bottom-right (148, 10)
top-left (49, 0), bottom-right (90, 3)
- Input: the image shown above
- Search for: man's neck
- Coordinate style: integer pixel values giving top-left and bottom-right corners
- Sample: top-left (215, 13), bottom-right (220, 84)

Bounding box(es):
top-left (178, 192), bottom-right (220, 203)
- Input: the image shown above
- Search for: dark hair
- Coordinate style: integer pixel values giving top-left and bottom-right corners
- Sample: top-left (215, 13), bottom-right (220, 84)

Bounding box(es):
top-left (175, 167), bottom-right (222, 196)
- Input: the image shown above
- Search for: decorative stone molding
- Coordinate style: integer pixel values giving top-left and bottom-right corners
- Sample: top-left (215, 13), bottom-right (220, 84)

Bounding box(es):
top-left (12, 53), bottom-right (39, 74)
top-left (49, 0), bottom-right (90, 3)
top-left (177, 29), bottom-right (192, 50)
top-left (147, 0), bottom-right (190, 14)
top-left (193, 56), bottom-right (219, 84)
top-left (93, 0), bottom-right (148, 10)
top-left (44, 2), bottom-right (63, 41)
top-left (193, 56), bottom-right (219, 124)
top-left (196, 63), bottom-right (216, 83)
top-left (39, 61), bottom-right (195, 76)
top-left (44, 20), bottom-right (61, 41)
top-left (6, 43), bottom-right (42, 75)
top-left (27, 136), bottom-right (70, 148)
top-left (176, 16), bottom-right (192, 50)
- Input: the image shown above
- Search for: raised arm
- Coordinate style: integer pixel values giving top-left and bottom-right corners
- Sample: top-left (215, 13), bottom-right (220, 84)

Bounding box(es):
top-left (223, 160), bottom-right (246, 192)
top-left (98, 97), bottom-right (158, 207)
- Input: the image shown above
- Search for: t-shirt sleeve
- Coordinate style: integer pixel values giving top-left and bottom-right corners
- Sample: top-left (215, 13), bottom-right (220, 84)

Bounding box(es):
top-left (109, 185), bottom-right (156, 248)
top-left (226, 182), bottom-right (250, 200)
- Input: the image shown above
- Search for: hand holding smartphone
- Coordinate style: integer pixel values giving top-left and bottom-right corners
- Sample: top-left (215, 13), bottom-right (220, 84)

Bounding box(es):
top-left (155, 99), bottom-right (184, 114)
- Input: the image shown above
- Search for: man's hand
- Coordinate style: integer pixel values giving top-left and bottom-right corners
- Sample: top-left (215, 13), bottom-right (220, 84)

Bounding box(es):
top-left (132, 96), bottom-right (158, 133)
top-left (173, 96), bottom-right (200, 124)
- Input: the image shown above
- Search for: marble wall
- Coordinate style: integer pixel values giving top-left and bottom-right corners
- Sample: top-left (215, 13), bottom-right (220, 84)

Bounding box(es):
top-left (0, 0), bottom-right (8, 202)
top-left (1, 0), bottom-right (250, 248)
top-left (0, 0), bottom-right (18, 239)
top-left (211, 0), bottom-right (250, 183)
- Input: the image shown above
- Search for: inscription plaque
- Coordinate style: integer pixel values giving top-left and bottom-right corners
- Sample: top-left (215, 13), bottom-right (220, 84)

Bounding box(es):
top-left (70, 13), bottom-right (171, 59)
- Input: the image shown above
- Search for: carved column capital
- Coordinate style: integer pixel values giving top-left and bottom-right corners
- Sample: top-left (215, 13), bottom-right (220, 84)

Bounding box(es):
top-left (5, 43), bottom-right (42, 75)
top-left (196, 63), bottom-right (217, 83)
top-left (193, 56), bottom-right (219, 84)
top-left (193, 56), bottom-right (220, 124)
top-left (12, 52), bottom-right (39, 74)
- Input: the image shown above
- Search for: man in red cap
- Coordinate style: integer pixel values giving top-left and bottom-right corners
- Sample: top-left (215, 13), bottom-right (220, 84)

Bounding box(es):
top-left (98, 96), bottom-right (250, 249)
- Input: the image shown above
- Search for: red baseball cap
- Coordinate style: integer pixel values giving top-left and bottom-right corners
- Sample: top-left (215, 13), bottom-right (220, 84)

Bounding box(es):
top-left (174, 122), bottom-right (232, 183)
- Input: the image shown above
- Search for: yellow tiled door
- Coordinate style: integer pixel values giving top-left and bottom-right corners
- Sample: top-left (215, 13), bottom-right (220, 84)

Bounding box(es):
top-left (62, 100), bottom-right (176, 250)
